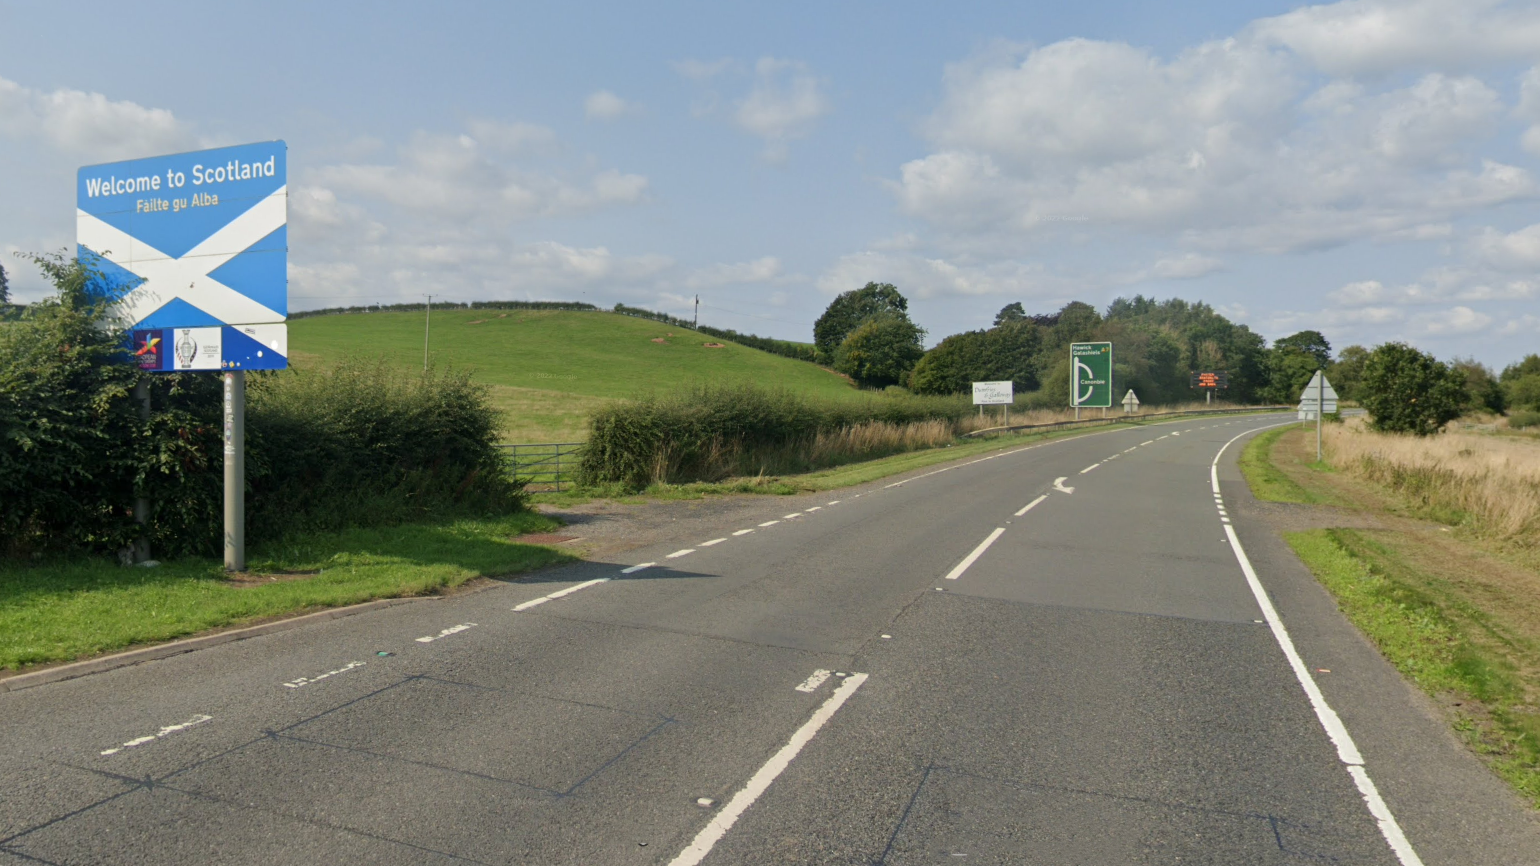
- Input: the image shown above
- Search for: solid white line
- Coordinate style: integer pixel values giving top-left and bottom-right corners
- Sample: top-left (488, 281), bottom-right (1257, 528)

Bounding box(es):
top-left (699, 538), bottom-right (727, 547)
top-left (794, 669), bottom-right (832, 692)
top-left (513, 597), bottom-right (549, 612)
top-left (668, 673), bottom-right (869, 866)
top-left (759, 520), bottom-right (780, 527)
top-left (415, 623), bottom-right (476, 643)
top-left (622, 562), bottom-right (656, 574)
top-left (667, 549), bottom-right (695, 558)
top-left (1015, 494), bottom-right (1048, 517)
top-left (944, 528), bottom-right (1006, 580)
top-left (1210, 422), bottom-right (1424, 866)
top-left (732, 529), bottom-right (754, 536)
top-left (1079, 463), bottom-right (1099, 474)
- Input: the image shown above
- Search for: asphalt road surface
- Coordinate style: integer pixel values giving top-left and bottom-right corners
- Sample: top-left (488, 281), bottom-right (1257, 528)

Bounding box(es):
top-left (4, 413), bottom-right (1538, 865)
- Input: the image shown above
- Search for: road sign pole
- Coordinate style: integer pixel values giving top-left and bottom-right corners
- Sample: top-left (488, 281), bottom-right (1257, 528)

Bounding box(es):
top-left (1316, 369), bottom-right (1324, 463)
top-left (223, 371), bottom-right (245, 572)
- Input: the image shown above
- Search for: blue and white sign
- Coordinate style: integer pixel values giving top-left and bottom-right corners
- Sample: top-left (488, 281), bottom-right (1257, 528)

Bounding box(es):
top-left (78, 141), bottom-right (288, 369)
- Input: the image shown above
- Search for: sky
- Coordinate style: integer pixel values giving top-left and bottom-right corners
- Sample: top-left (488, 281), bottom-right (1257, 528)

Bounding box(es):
top-left (3, 0), bottom-right (1540, 368)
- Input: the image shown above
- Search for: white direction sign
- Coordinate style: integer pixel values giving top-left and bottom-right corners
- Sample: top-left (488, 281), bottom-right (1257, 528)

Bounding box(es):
top-left (1122, 389), bottom-right (1140, 413)
top-left (1297, 370), bottom-right (1339, 420)
top-left (972, 381), bottom-right (1014, 405)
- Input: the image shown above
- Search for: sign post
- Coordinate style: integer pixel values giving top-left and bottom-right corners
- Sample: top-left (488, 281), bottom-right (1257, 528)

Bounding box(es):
top-left (1122, 389), bottom-right (1140, 414)
top-left (1296, 370), bottom-right (1338, 462)
top-left (79, 142), bottom-right (288, 571)
top-left (1070, 342), bottom-right (1113, 419)
top-left (972, 381), bottom-right (1014, 427)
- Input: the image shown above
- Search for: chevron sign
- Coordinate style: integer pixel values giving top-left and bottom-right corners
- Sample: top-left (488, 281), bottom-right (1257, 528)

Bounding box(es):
top-left (77, 141), bottom-right (288, 370)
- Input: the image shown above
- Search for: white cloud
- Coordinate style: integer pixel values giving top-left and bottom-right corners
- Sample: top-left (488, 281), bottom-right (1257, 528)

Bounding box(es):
top-left (463, 118), bottom-right (558, 154)
top-left (1249, 0), bottom-right (1540, 77)
top-left (684, 256), bottom-right (782, 289)
top-left (1471, 222), bottom-right (1540, 269)
top-left (1499, 314), bottom-right (1540, 335)
top-left (816, 251), bottom-right (1063, 300)
top-left (1413, 304), bottom-right (1493, 335)
top-left (895, 33), bottom-right (1535, 256)
top-left (1325, 267), bottom-right (1539, 308)
top-left (672, 58), bottom-right (733, 81)
top-left (1149, 253), bottom-right (1224, 279)
top-left (585, 90), bottom-right (640, 120)
top-left (734, 57), bottom-right (830, 161)
top-left (0, 75), bottom-right (193, 160)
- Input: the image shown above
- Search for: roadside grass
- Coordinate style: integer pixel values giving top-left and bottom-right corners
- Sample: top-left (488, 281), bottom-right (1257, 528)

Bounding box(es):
top-left (0, 512), bottom-right (573, 673)
top-left (1244, 425), bottom-right (1540, 806)
top-left (536, 408), bottom-right (1288, 506)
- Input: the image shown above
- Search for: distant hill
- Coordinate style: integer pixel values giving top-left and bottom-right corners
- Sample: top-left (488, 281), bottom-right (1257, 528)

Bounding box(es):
top-left (288, 309), bottom-right (855, 442)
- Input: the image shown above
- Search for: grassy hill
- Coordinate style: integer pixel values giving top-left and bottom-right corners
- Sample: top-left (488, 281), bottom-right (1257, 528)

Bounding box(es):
top-left (288, 309), bottom-right (858, 442)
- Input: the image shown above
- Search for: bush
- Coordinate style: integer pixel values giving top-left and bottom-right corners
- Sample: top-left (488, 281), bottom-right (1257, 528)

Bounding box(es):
top-left (1510, 410), bottom-right (1540, 430)
top-left (578, 384), bottom-right (969, 488)
top-left (1, 254), bottom-right (522, 558)
top-left (1360, 342), bottom-right (1465, 436)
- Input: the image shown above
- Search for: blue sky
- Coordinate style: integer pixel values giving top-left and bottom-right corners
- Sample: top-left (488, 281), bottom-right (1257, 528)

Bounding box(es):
top-left (4, 0), bottom-right (1540, 367)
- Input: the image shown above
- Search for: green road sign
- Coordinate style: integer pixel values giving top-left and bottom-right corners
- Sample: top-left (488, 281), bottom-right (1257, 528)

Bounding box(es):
top-left (1071, 342), bottom-right (1113, 408)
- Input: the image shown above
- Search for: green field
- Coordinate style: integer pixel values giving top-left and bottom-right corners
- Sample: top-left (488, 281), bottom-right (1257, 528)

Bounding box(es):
top-left (289, 310), bottom-right (858, 442)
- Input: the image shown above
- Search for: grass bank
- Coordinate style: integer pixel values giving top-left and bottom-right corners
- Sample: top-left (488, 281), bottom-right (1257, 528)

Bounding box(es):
top-left (0, 512), bottom-right (573, 673)
top-left (1242, 424), bottom-right (1540, 805)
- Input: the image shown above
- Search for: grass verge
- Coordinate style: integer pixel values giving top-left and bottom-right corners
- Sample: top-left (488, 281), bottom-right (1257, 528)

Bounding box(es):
top-left (0, 512), bottom-right (573, 673)
top-left (1285, 529), bottom-right (1539, 805)
top-left (1243, 425), bottom-right (1540, 806)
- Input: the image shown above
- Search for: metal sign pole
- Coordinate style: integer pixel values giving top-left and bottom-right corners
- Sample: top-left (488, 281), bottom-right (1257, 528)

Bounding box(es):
top-left (133, 378), bottom-right (152, 563)
top-left (223, 371), bottom-right (245, 572)
top-left (1316, 369), bottom-right (1324, 463)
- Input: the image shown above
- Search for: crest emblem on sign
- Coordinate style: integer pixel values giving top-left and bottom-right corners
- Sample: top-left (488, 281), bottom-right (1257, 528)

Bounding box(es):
top-left (175, 331), bottom-right (198, 367)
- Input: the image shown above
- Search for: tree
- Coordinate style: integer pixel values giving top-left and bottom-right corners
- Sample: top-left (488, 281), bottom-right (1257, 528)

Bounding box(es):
top-left (0, 261), bottom-right (9, 306)
top-left (1272, 330), bottom-right (1331, 368)
top-left (1360, 342), bottom-right (1465, 436)
top-left (909, 321), bottom-right (1042, 395)
top-left (833, 314), bottom-right (925, 388)
top-left (1450, 358), bottom-right (1506, 414)
top-left (1261, 346), bottom-right (1319, 405)
top-left (994, 302), bottom-right (1026, 326)
top-left (1501, 354), bottom-right (1540, 382)
top-left (812, 282), bottom-right (909, 363)
top-left (1327, 345), bottom-right (1369, 401)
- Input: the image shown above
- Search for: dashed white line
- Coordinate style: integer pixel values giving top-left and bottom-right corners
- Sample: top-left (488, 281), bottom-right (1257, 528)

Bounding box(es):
top-left (100, 714), bottom-right (213, 755)
top-left (668, 673), bottom-right (869, 866)
top-left (1124, 447), bottom-right (1138, 453)
top-left (759, 520), bottom-right (781, 527)
top-left (827, 500), bottom-right (841, 505)
top-left (622, 562), bottom-right (656, 573)
top-left (283, 661), bottom-right (365, 689)
top-left (805, 506), bottom-right (822, 512)
top-left (1141, 440), bottom-right (1155, 446)
top-left (732, 529), bottom-right (754, 536)
top-left (699, 538), bottom-right (727, 547)
top-left (783, 513), bottom-right (803, 519)
top-left (1079, 463), bottom-right (1099, 474)
top-left (794, 669), bottom-right (833, 693)
top-left (944, 528), bottom-right (1006, 581)
top-left (416, 623), bottom-right (477, 642)
top-left (1015, 494), bottom-right (1048, 516)
top-left (667, 548), bottom-right (696, 558)
top-left (547, 577), bottom-right (609, 598)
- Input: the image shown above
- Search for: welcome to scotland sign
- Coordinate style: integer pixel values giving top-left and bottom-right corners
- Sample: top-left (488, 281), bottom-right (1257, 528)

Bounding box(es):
top-left (77, 141), bottom-right (288, 369)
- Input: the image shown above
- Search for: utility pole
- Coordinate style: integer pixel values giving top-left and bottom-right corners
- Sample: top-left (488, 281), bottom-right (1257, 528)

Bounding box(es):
top-left (422, 294), bottom-right (433, 371)
top-left (693, 294), bottom-right (699, 328)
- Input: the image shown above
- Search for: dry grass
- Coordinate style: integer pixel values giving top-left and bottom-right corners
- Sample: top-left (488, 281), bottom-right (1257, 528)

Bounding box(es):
top-left (1324, 418), bottom-right (1540, 544)
top-left (809, 418), bottom-right (959, 463)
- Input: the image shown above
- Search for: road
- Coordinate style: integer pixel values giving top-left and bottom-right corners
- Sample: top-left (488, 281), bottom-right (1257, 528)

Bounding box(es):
top-left (3, 413), bottom-right (1537, 864)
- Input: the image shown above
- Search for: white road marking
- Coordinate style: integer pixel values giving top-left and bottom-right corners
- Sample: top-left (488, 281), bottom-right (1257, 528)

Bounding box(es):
top-left (547, 577), bottom-right (609, 598)
top-left (1171, 432), bottom-right (1181, 436)
top-left (1211, 423), bottom-right (1424, 866)
top-left (667, 549), bottom-right (696, 558)
top-left (759, 520), bottom-right (781, 527)
top-left (668, 673), bottom-right (869, 866)
top-left (732, 529), bottom-right (754, 536)
top-left (944, 528), bottom-right (1007, 581)
top-left (416, 623), bottom-right (477, 642)
top-left (1053, 477), bottom-right (1075, 494)
top-left (699, 538), bottom-right (727, 547)
top-left (513, 597), bottom-right (549, 611)
top-left (1015, 495), bottom-right (1048, 516)
top-left (1124, 447), bottom-right (1138, 453)
top-left (805, 506), bottom-right (822, 512)
top-left (794, 669), bottom-right (833, 692)
top-left (1141, 440), bottom-right (1155, 446)
top-left (283, 661), bottom-right (365, 689)
top-left (1079, 463), bottom-right (1099, 474)
top-left (1158, 435), bottom-right (1170, 440)
top-left (784, 513), bottom-right (803, 519)
top-left (622, 562), bottom-right (656, 573)
top-left (515, 576), bottom-right (613, 611)
top-left (827, 500), bottom-right (841, 505)
top-left (100, 714), bottom-right (213, 755)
